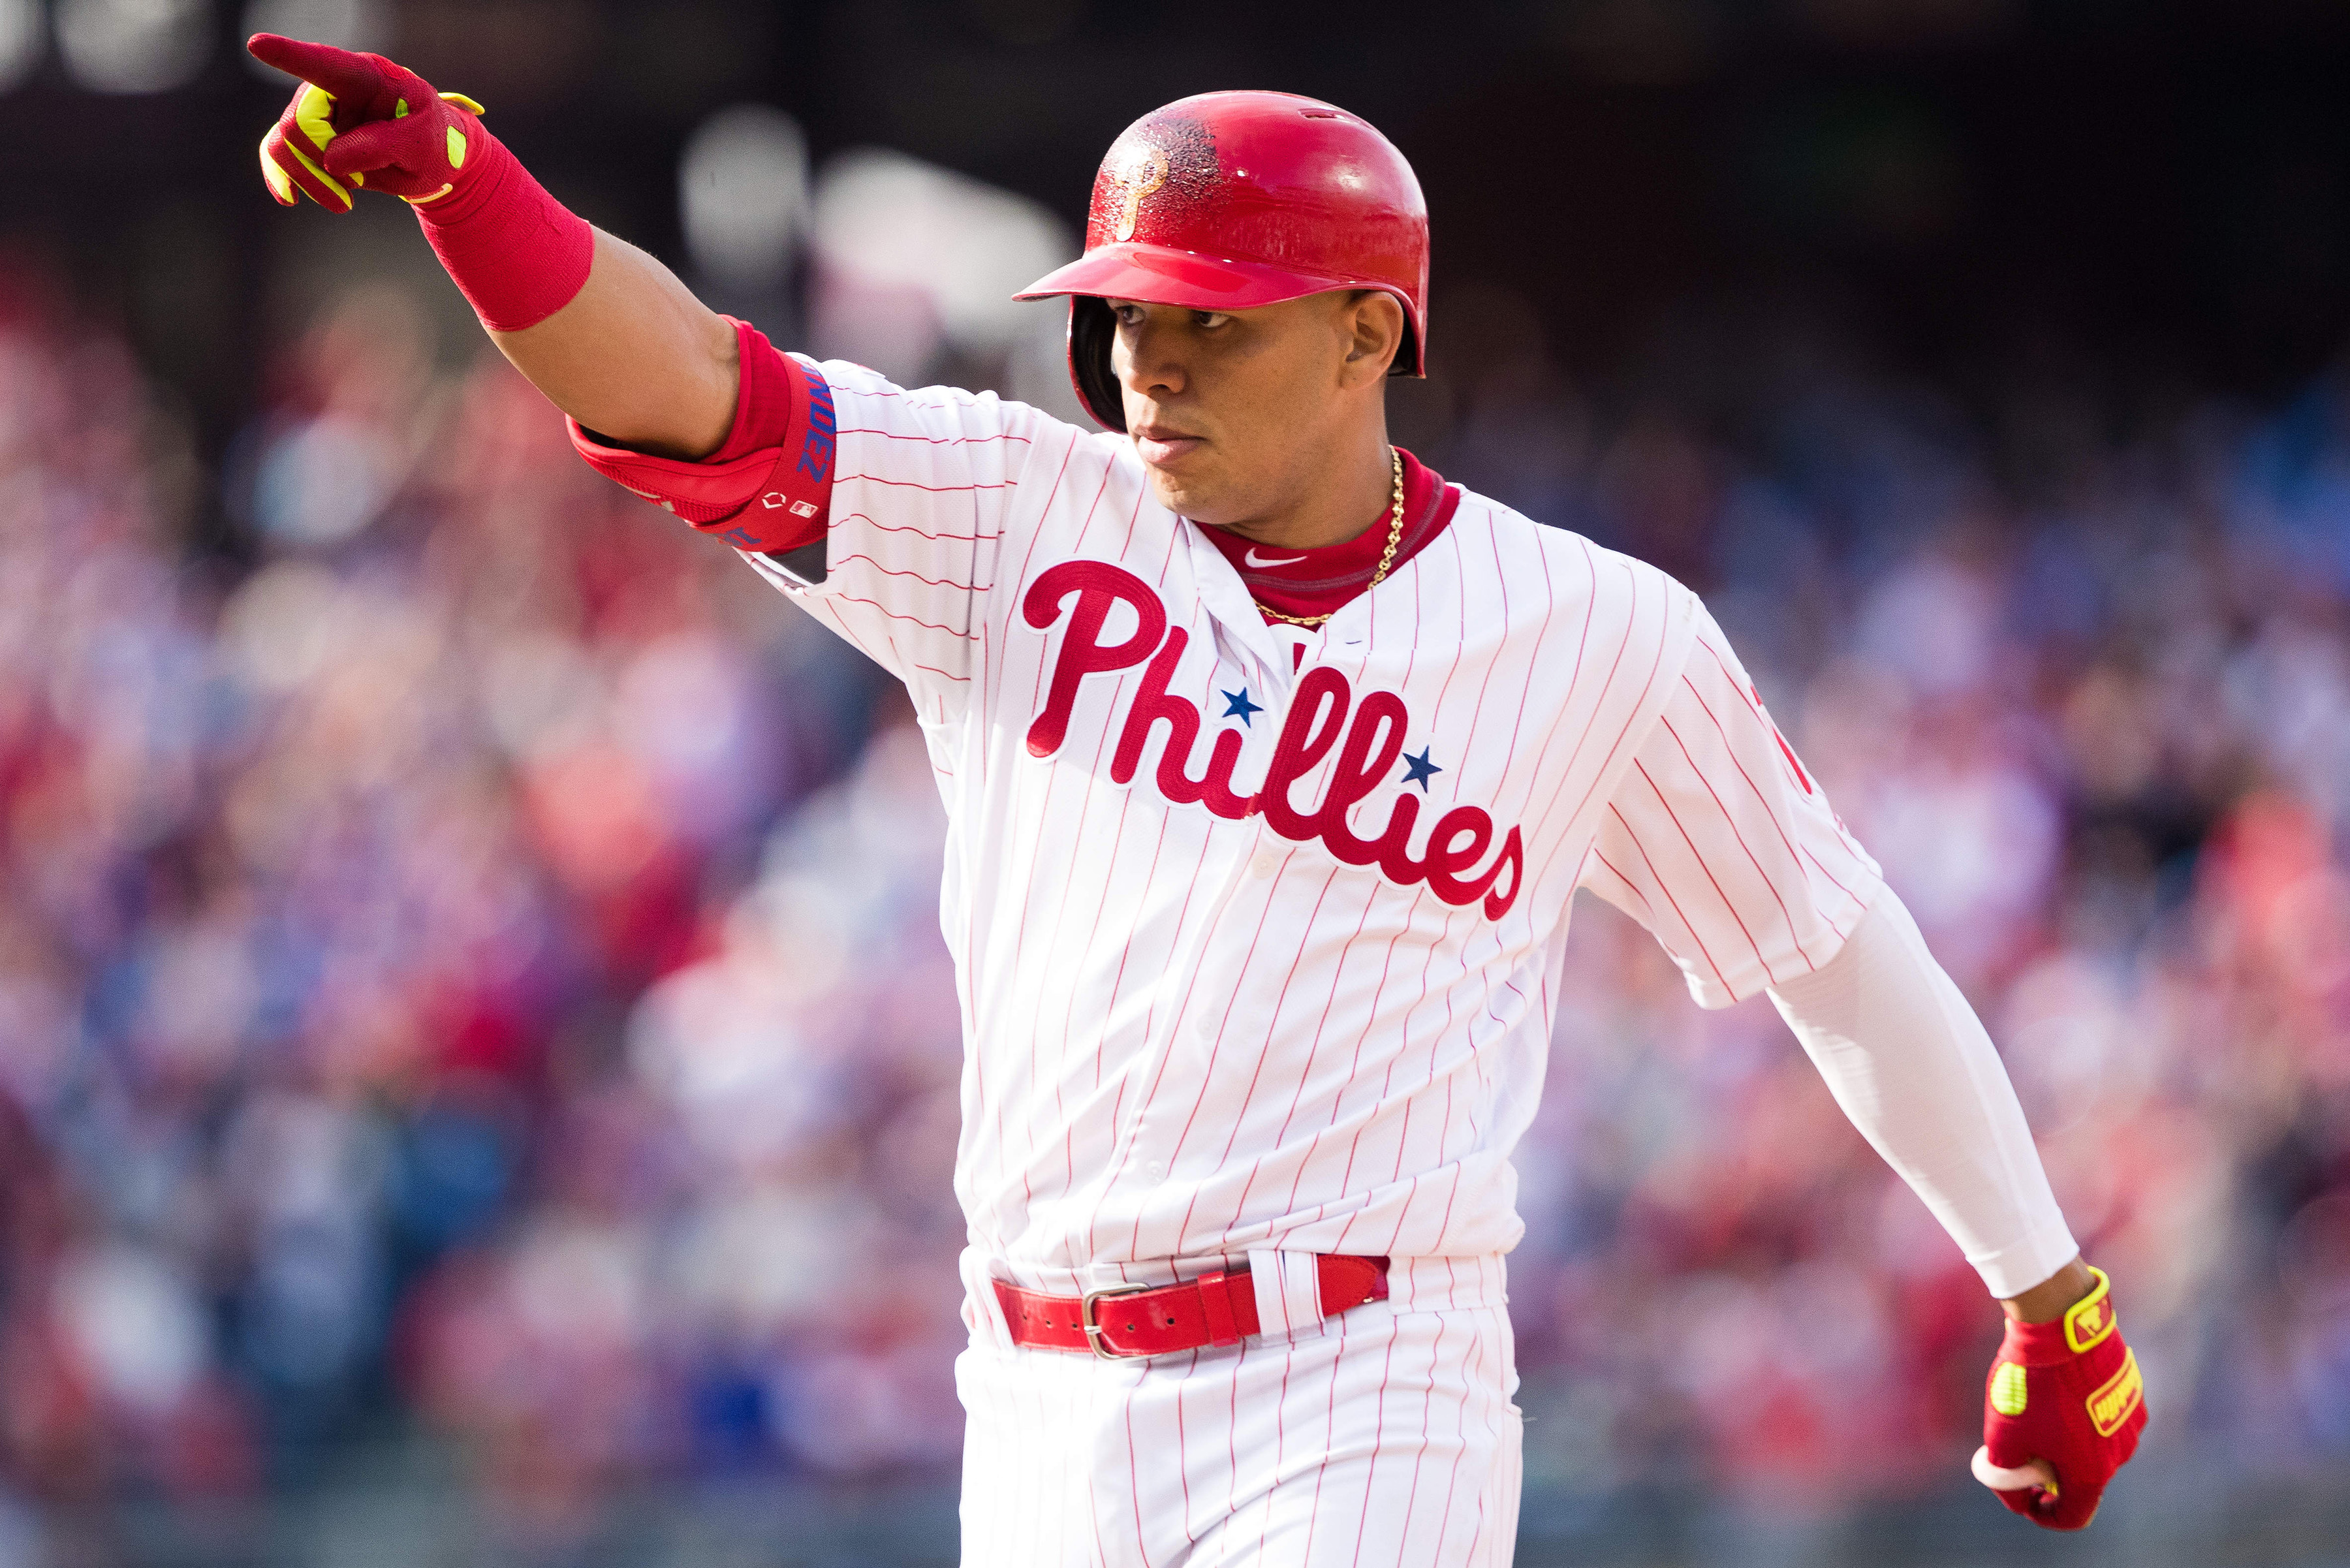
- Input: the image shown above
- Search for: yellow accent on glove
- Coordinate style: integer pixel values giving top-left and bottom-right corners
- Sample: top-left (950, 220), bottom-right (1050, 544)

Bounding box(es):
top-left (288, 140), bottom-right (351, 207)
top-left (293, 83), bottom-right (336, 149)
top-left (1990, 1361), bottom-right (2029, 1417)
top-left (2064, 1267), bottom-right (2118, 1354)
top-left (259, 143), bottom-right (294, 204)
top-left (2086, 1349), bottom-right (2142, 1437)
top-left (285, 82), bottom-right (354, 205)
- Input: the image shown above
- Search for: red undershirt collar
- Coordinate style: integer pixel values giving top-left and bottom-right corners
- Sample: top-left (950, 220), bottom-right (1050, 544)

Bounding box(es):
top-left (1194, 448), bottom-right (1460, 626)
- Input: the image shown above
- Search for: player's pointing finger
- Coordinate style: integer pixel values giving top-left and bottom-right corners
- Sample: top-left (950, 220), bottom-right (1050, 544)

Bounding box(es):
top-left (246, 32), bottom-right (382, 100)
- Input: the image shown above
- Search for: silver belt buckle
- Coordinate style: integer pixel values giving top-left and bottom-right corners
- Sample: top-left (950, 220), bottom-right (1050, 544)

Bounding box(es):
top-left (1080, 1283), bottom-right (1156, 1361)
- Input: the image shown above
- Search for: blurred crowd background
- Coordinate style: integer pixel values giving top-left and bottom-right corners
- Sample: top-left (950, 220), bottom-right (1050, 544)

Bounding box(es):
top-left (4, 1), bottom-right (2350, 1565)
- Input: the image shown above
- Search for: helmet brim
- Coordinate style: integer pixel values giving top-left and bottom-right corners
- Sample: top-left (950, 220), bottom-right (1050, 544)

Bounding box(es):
top-left (1022, 244), bottom-right (1424, 431)
top-left (1013, 242), bottom-right (1366, 310)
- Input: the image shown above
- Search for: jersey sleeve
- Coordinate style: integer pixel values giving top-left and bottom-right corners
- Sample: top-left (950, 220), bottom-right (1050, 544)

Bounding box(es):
top-left (742, 358), bottom-right (1048, 710)
top-left (1576, 604), bottom-right (1884, 1008)
top-left (569, 319), bottom-right (1061, 712)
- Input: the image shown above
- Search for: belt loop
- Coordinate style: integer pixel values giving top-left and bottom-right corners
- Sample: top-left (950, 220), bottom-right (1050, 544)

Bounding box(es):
top-left (1246, 1249), bottom-right (1323, 1339)
top-left (969, 1253), bottom-right (1018, 1348)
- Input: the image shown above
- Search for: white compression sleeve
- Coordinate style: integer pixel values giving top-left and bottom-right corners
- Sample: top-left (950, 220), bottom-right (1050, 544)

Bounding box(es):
top-left (1766, 886), bottom-right (2078, 1299)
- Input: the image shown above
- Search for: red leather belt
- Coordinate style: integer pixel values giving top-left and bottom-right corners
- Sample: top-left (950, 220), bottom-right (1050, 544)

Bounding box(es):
top-left (995, 1255), bottom-right (1390, 1360)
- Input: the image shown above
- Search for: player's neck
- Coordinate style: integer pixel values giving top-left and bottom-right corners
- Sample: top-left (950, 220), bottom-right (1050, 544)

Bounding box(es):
top-left (1211, 421), bottom-right (1396, 554)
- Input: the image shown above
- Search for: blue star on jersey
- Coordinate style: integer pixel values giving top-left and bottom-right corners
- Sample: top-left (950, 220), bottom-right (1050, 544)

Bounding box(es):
top-left (1221, 687), bottom-right (1263, 727)
top-left (1401, 747), bottom-right (1443, 791)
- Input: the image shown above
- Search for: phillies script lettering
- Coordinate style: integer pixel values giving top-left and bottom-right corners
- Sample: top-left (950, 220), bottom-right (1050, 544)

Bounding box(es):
top-left (1021, 561), bottom-right (1524, 920)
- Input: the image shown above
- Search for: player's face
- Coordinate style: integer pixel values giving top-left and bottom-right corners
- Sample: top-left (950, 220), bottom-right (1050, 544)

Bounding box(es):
top-left (1106, 291), bottom-right (1402, 531)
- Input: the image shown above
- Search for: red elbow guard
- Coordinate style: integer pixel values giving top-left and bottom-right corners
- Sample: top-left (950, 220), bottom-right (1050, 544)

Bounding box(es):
top-left (569, 319), bottom-right (836, 557)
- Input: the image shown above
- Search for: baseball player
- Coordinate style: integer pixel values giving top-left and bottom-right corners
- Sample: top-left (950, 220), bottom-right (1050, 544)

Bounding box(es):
top-left (251, 35), bottom-right (2146, 1563)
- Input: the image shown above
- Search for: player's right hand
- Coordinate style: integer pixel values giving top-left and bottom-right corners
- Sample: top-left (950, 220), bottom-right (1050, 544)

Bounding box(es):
top-left (1972, 1266), bottom-right (2147, 1529)
top-left (249, 33), bottom-right (488, 213)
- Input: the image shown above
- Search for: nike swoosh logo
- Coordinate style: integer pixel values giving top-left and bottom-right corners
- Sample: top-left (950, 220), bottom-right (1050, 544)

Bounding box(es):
top-left (1244, 548), bottom-right (1308, 568)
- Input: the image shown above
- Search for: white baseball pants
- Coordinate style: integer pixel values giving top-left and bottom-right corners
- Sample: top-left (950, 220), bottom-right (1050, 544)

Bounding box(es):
top-left (956, 1255), bottom-right (1522, 1568)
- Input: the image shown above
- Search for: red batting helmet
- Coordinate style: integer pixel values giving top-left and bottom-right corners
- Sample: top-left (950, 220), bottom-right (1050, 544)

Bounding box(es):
top-left (1013, 90), bottom-right (1430, 432)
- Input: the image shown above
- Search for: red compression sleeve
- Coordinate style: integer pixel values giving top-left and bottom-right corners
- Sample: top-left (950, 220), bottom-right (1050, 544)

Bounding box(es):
top-left (413, 128), bottom-right (594, 332)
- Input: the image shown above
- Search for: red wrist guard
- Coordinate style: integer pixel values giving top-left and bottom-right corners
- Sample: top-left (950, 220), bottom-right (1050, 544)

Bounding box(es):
top-left (413, 131), bottom-right (594, 332)
top-left (1981, 1267), bottom-right (2148, 1530)
top-left (569, 319), bottom-right (836, 561)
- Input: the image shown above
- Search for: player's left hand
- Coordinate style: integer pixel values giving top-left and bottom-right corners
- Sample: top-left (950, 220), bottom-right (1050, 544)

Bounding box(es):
top-left (249, 33), bottom-right (488, 212)
top-left (1971, 1266), bottom-right (2146, 1529)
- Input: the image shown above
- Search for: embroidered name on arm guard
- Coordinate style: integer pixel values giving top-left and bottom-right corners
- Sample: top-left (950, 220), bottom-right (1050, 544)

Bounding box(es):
top-left (568, 319), bottom-right (836, 582)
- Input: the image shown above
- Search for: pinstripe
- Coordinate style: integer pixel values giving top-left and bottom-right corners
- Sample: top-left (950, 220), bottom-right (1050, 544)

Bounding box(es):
top-left (1343, 1321), bottom-right (1406, 1568)
top-left (1675, 674), bottom-right (1825, 911)
top-left (1519, 557), bottom-right (1651, 856)
top-left (831, 511), bottom-right (998, 542)
top-left (1118, 854), bottom-right (1266, 1260)
top-left (836, 426), bottom-right (1033, 445)
top-left (1504, 535), bottom-right (1599, 831)
top-left (1125, 1390), bottom-right (1157, 1568)
top-left (1298, 1310), bottom-right (1351, 1565)
top-left (824, 552), bottom-right (992, 589)
top-left (1022, 689), bottom-right (1138, 1199)
top-left (1655, 713), bottom-right (1817, 972)
top-left (1606, 800), bottom-right (1731, 990)
top-left (1419, 1288), bottom-right (1480, 1561)
top-left (1159, 880), bottom-right (1298, 1245)
top-left (833, 471), bottom-right (1018, 491)
top-left (1385, 1311), bottom-right (1450, 1563)
top-left (1426, 921), bottom-right (1493, 1253)
top-left (1246, 878), bottom-right (1384, 1206)
top-left (1223, 1341), bottom-right (1246, 1539)
top-left (1197, 863), bottom-right (1343, 1178)
top-left (1071, 823), bottom-right (1218, 1264)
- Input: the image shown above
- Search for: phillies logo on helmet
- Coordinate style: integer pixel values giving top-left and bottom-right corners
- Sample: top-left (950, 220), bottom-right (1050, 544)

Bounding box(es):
top-left (1015, 91), bottom-right (1432, 431)
top-left (1110, 143), bottom-right (1170, 243)
top-left (1020, 561), bottom-right (1525, 920)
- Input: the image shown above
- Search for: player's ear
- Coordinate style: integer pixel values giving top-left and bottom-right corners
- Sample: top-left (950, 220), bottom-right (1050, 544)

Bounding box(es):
top-left (1338, 289), bottom-right (1405, 388)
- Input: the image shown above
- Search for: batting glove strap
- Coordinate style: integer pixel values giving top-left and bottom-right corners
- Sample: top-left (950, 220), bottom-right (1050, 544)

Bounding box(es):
top-left (1981, 1266), bottom-right (2148, 1531)
top-left (251, 33), bottom-right (591, 332)
top-left (569, 321), bottom-right (836, 556)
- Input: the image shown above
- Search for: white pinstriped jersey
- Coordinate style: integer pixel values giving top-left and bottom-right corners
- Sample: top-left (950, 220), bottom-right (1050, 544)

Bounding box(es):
top-left (745, 356), bottom-right (1885, 1282)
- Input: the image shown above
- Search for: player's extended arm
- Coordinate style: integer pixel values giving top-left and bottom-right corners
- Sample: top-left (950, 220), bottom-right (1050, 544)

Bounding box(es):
top-left (489, 236), bottom-right (736, 460)
top-left (249, 33), bottom-right (736, 460)
top-left (1767, 888), bottom-right (2146, 1528)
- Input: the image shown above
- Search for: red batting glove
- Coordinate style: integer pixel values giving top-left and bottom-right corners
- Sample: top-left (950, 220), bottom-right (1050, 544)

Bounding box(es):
top-left (249, 33), bottom-right (593, 332)
top-left (251, 33), bottom-right (487, 211)
top-left (1974, 1266), bottom-right (2148, 1529)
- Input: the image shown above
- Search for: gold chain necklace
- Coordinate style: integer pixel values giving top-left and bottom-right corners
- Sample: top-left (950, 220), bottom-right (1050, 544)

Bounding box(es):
top-left (1251, 447), bottom-right (1405, 629)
